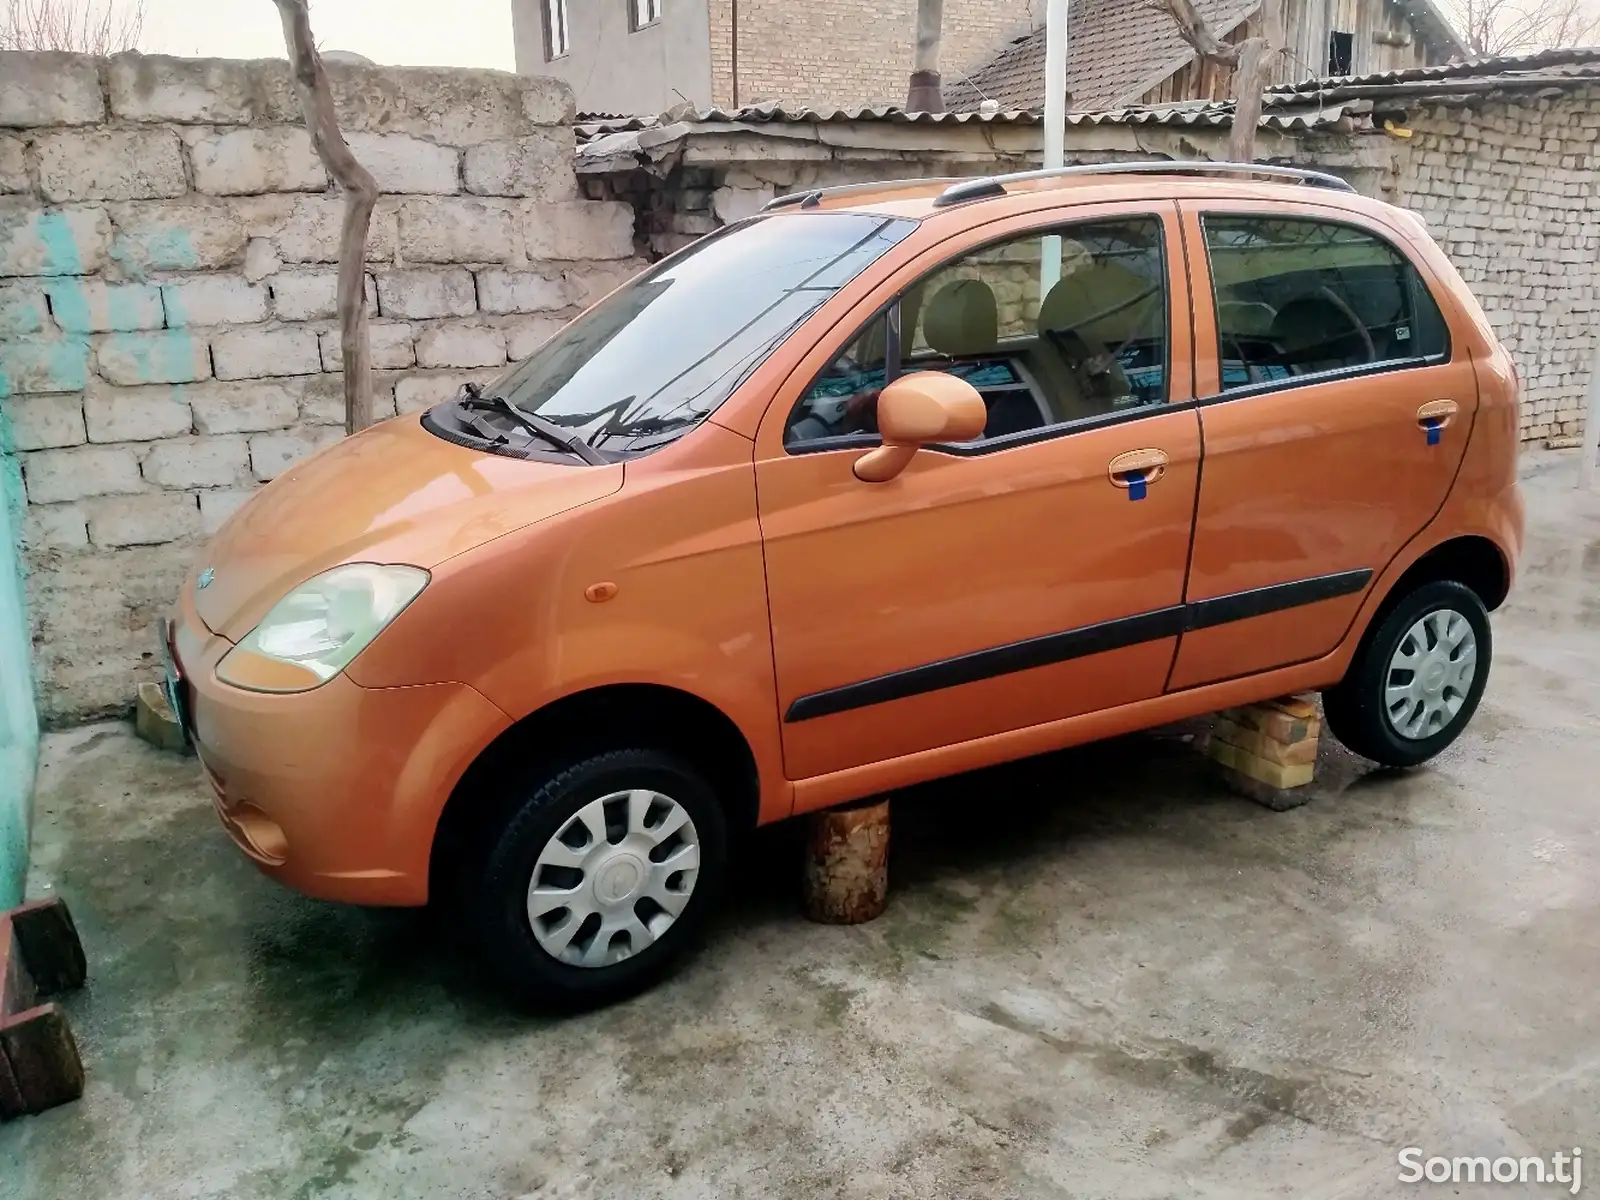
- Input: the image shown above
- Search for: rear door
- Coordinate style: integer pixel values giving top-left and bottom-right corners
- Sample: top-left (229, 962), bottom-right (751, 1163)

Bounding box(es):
top-left (1168, 201), bottom-right (1480, 690)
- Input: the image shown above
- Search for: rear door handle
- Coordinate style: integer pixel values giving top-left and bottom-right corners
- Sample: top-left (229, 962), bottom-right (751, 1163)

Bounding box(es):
top-left (1417, 399), bottom-right (1458, 445)
top-left (1108, 448), bottom-right (1169, 501)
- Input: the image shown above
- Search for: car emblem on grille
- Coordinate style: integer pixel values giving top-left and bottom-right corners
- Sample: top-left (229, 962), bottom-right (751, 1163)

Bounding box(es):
top-left (197, 567), bottom-right (215, 590)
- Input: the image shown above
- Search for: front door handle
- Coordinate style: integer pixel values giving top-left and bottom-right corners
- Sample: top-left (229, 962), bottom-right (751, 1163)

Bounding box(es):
top-left (1108, 448), bottom-right (1169, 500)
top-left (1417, 399), bottom-right (1458, 445)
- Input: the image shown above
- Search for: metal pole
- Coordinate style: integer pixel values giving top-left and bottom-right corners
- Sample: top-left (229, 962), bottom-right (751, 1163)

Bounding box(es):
top-left (1582, 339), bottom-right (1600, 491)
top-left (1040, 0), bottom-right (1069, 295)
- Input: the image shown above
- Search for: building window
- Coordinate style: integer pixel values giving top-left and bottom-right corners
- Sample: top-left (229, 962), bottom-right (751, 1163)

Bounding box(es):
top-left (544, 0), bottom-right (571, 60)
top-left (631, 0), bottom-right (663, 30)
top-left (1327, 31), bottom-right (1353, 76)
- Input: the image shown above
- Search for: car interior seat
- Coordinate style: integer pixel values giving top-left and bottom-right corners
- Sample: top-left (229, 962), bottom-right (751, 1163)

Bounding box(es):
top-left (1033, 262), bottom-right (1155, 422)
top-left (916, 277), bottom-right (1049, 440)
top-left (920, 277), bottom-right (999, 359)
top-left (1268, 293), bottom-right (1371, 375)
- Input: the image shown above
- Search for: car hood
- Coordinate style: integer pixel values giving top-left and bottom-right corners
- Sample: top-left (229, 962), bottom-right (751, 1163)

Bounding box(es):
top-left (192, 415), bottom-right (623, 640)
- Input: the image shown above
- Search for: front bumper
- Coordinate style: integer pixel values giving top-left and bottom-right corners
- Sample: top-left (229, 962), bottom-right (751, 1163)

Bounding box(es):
top-left (169, 585), bottom-right (512, 906)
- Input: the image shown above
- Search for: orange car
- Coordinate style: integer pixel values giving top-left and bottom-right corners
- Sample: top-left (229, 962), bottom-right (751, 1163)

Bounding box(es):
top-left (165, 163), bottom-right (1523, 1002)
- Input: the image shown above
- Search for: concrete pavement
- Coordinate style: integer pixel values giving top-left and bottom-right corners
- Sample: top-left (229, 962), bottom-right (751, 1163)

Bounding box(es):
top-left (4, 449), bottom-right (1598, 1199)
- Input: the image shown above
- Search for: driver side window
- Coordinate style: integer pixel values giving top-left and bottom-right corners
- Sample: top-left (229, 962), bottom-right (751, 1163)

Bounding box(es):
top-left (1203, 215), bottom-right (1449, 391)
top-left (785, 216), bottom-right (1169, 448)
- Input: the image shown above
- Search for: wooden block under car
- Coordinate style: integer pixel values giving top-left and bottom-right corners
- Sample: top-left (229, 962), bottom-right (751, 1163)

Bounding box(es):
top-left (803, 798), bottom-right (891, 924)
top-left (135, 680), bottom-right (187, 754)
top-left (0, 898), bottom-right (88, 1120)
top-left (1203, 694), bottom-right (1322, 811)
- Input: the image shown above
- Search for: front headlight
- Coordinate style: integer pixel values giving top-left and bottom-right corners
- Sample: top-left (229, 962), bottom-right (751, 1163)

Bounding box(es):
top-left (216, 563), bottom-right (429, 693)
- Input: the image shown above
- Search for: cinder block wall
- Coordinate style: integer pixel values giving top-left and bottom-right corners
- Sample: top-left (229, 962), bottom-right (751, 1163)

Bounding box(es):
top-left (0, 51), bottom-right (649, 723)
top-left (1384, 89), bottom-right (1600, 445)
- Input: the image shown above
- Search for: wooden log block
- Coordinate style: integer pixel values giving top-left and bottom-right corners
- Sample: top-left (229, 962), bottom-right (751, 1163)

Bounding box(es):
top-left (0, 1005), bottom-right (84, 1121)
top-left (135, 680), bottom-right (187, 754)
top-left (10, 899), bottom-right (87, 996)
top-left (802, 798), bottom-right (890, 924)
top-left (0, 898), bottom-right (87, 1121)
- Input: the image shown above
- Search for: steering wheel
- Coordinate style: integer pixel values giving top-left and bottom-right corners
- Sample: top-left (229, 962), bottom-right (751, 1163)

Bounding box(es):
top-left (1316, 286), bottom-right (1377, 362)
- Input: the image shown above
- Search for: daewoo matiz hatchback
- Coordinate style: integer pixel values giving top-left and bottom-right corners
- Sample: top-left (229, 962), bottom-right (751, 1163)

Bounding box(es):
top-left (165, 162), bottom-right (1523, 1003)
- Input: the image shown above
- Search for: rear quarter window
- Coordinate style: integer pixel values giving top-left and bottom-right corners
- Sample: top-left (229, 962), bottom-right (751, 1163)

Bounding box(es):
top-left (1203, 215), bottom-right (1450, 392)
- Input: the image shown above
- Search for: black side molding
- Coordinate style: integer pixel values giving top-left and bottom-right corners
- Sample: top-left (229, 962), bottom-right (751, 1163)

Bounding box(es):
top-left (784, 568), bottom-right (1376, 723)
top-left (785, 606), bottom-right (1187, 723)
top-left (1184, 569), bottom-right (1373, 631)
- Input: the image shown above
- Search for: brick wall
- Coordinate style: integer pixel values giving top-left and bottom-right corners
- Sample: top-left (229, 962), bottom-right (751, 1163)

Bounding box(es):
top-left (1385, 90), bottom-right (1600, 444)
top-left (706, 0), bottom-right (1039, 109)
top-left (0, 52), bottom-right (647, 722)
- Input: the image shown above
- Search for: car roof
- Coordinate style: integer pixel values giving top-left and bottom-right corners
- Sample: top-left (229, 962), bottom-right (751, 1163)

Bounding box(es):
top-left (772, 170), bottom-right (1402, 228)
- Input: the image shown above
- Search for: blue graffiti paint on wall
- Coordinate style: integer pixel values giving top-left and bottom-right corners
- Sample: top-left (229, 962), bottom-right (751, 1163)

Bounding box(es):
top-left (0, 403), bottom-right (39, 907)
top-left (0, 209), bottom-right (123, 900)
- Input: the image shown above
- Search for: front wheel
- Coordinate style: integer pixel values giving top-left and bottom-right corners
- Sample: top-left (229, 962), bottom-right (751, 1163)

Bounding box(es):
top-left (469, 748), bottom-right (728, 1007)
top-left (1322, 580), bottom-right (1492, 768)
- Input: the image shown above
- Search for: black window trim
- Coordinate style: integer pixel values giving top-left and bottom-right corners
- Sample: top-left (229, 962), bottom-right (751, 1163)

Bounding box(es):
top-left (543, 0), bottom-right (571, 60)
top-left (1197, 211), bottom-right (1454, 406)
top-left (783, 209), bottom-right (1176, 458)
top-left (629, 0), bottom-right (662, 31)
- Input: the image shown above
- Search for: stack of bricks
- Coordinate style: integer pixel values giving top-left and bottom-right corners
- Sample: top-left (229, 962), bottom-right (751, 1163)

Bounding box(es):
top-left (1202, 694), bottom-right (1322, 811)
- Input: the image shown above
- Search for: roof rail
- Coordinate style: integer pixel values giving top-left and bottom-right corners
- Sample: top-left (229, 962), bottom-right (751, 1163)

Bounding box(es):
top-left (763, 176), bottom-right (966, 212)
top-left (932, 161), bottom-right (1356, 207)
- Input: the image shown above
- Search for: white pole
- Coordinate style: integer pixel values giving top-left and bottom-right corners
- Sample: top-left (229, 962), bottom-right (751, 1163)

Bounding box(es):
top-left (1040, 0), bottom-right (1069, 295)
top-left (1582, 339), bottom-right (1600, 492)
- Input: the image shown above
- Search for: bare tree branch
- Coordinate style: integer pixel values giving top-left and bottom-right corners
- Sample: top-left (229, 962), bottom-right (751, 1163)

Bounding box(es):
top-left (271, 0), bottom-right (379, 434)
top-left (1438, 0), bottom-right (1600, 54)
top-left (1154, 0), bottom-right (1286, 160)
top-left (0, 0), bottom-right (144, 53)
top-left (1153, 0), bottom-right (1241, 64)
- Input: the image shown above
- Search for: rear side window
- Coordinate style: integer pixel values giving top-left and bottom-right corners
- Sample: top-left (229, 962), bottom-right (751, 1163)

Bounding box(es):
top-left (1203, 215), bottom-right (1449, 392)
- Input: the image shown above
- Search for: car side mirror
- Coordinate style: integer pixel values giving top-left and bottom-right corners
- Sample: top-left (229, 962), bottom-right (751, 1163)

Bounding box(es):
top-left (853, 371), bottom-right (987, 483)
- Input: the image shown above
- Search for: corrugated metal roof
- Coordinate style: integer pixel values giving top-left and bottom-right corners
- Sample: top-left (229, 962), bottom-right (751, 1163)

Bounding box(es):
top-left (576, 104), bottom-right (1046, 139)
top-left (574, 98), bottom-right (1359, 153)
top-left (572, 46), bottom-right (1600, 170)
top-left (1267, 45), bottom-right (1600, 94)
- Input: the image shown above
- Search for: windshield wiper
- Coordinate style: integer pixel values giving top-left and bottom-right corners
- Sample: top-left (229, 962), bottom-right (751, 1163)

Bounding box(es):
top-left (458, 384), bottom-right (608, 466)
top-left (592, 411), bottom-right (702, 446)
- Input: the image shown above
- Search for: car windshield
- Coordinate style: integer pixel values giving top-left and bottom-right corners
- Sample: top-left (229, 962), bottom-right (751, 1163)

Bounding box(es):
top-left (478, 212), bottom-right (916, 451)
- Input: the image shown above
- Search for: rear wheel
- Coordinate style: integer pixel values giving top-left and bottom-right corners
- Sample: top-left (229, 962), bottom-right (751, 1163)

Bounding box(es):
top-left (1322, 580), bottom-right (1491, 768)
top-left (467, 748), bottom-right (727, 1007)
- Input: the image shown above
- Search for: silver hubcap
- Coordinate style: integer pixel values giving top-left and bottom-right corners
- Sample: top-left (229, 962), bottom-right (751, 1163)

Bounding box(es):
top-left (1385, 608), bottom-right (1477, 740)
top-left (527, 789), bottom-right (700, 968)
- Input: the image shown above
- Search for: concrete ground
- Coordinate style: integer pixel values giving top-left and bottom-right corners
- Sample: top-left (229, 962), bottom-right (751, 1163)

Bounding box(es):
top-left (4, 450), bottom-right (1598, 1200)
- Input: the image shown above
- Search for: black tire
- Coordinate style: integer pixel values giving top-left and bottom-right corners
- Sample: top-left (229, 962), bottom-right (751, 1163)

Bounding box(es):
top-left (1322, 579), bottom-right (1492, 768)
top-left (467, 748), bottom-right (728, 1008)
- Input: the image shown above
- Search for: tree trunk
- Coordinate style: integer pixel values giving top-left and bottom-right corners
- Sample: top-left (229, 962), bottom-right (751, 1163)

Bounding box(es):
top-left (1229, 0), bottom-right (1286, 162)
top-left (272, 0), bottom-right (379, 434)
top-left (906, 0), bottom-right (944, 113)
top-left (1228, 37), bottom-right (1271, 162)
top-left (1156, 0), bottom-right (1284, 164)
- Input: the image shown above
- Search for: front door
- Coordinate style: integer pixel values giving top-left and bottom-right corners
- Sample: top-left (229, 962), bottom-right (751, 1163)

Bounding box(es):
top-left (754, 206), bottom-right (1202, 783)
top-left (1168, 203), bottom-right (1482, 690)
